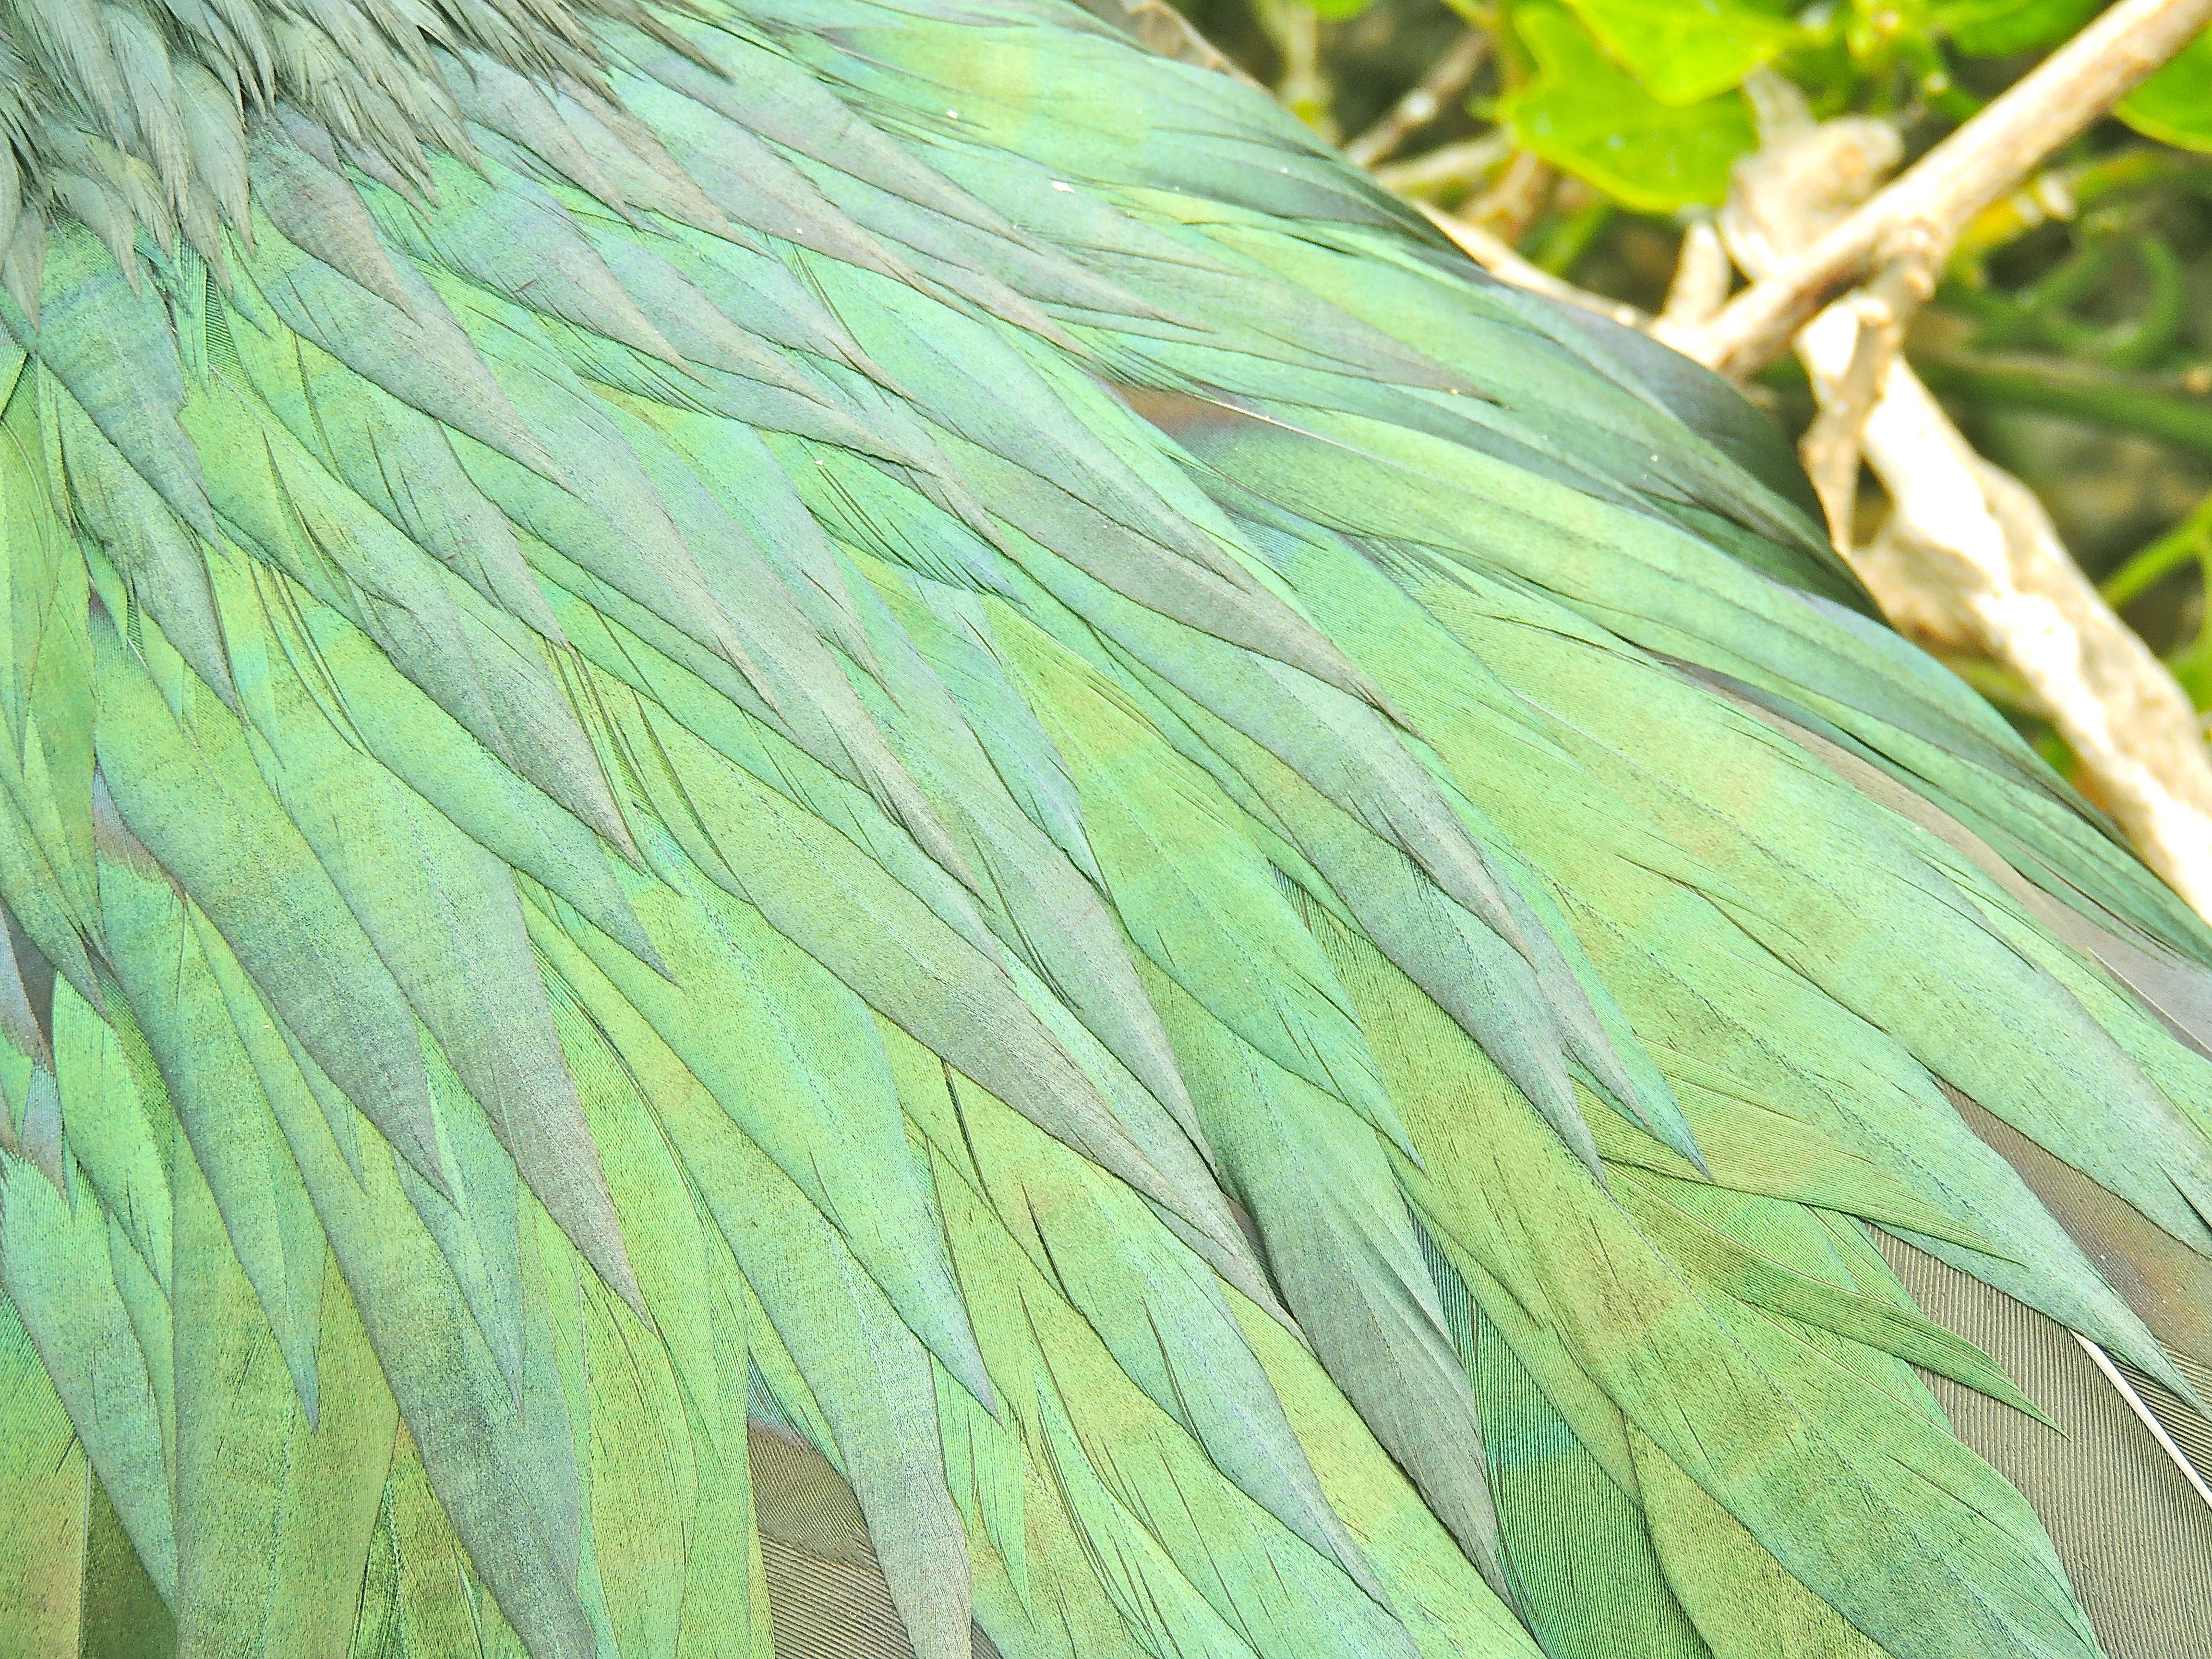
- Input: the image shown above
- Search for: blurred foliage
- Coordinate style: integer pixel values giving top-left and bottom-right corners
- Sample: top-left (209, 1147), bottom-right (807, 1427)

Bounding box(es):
top-left (1167, 0), bottom-right (2212, 797)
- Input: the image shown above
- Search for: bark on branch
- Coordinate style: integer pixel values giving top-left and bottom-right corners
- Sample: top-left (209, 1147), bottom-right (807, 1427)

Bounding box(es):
top-left (1420, 204), bottom-right (1648, 331)
top-left (1702, 77), bottom-right (2212, 914)
top-left (1659, 0), bottom-right (2212, 380)
top-left (1806, 302), bottom-right (2212, 915)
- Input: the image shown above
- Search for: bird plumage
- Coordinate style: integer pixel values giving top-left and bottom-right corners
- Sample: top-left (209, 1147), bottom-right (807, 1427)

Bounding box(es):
top-left (0, 1), bottom-right (2209, 1655)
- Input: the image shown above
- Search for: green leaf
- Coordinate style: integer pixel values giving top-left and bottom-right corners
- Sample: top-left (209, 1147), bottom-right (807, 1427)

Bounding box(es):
top-left (1562, 0), bottom-right (1801, 104)
top-left (1501, 4), bottom-right (1758, 213)
top-left (2118, 26), bottom-right (2212, 153)
top-left (1933, 0), bottom-right (2102, 57)
top-left (1309, 0), bottom-right (1381, 18)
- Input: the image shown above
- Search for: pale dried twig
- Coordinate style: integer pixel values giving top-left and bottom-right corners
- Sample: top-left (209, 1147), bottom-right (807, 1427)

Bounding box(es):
top-left (1346, 27), bottom-right (1492, 167)
top-left (1419, 203), bottom-right (1649, 331)
top-left (1657, 219), bottom-right (1731, 331)
top-left (1715, 100), bottom-right (2212, 915)
top-left (1373, 131), bottom-right (1514, 200)
top-left (1252, 0), bottom-right (1334, 139)
top-left (1663, 0), bottom-right (2212, 380)
top-left (1465, 147), bottom-right (1552, 243)
top-left (1797, 258), bottom-right (1940, 541)
top-left (1832, 331), bottom-right (2212, 914)
top-left (1690, 81), bottom-right (1914, 538)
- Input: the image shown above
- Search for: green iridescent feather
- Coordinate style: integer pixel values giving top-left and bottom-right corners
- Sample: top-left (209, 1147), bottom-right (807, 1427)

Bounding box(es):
top-left (0, 1), bottom-right (2209, 1656)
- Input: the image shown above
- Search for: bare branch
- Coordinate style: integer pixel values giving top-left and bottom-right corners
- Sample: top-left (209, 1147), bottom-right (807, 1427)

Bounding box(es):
top-left (1346, 28), bottom-right (1492, 168)
top-left (1464, 147), bottom-right (1553, 243)
top-left (1253, 0), bottom-right (1335, 139)
top-left (1832, 335), bottom-right (2212, 914)
top-left (1373, 131), bottom-right (1513, 199)
top-left (1950, 150), bottom-right (2177, 270)
top-left (1666, 0), bottom-right (2212, 379)
top-left (1069, 0), bottom-right (1258, 83)
top-left (1657, 220), bottom-right (1730, 331)
top-left (1419, 204), bottom-right (1649, 330)
top-left (1699, 91), bottom-right (2212, 912)
top-left (1798, 256), bottom-right (1940, 540)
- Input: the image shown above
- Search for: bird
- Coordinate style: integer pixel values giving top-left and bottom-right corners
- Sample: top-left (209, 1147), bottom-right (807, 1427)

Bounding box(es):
top-left (0, 0), bottom-right (2209, 1655)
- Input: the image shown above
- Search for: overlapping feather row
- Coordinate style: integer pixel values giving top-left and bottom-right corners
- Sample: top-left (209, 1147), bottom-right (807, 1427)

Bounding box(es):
top-left (0, 2), bottom-right (2210, 1656)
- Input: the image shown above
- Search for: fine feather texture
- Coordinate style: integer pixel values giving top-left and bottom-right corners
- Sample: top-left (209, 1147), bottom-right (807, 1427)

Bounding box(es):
top-left (0, 1), bottom-right (2211, 1656)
